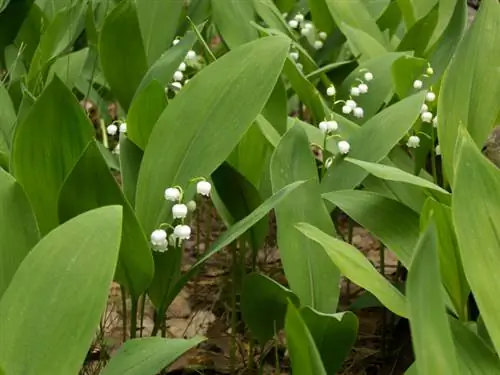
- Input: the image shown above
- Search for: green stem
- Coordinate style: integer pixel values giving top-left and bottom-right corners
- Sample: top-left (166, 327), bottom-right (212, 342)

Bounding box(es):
top-left (139, 294), bottom-right (146, 337)
top-left (230, 243), bottom-right (238, 375)
top-left (345, 218), bottom-right (354, 300)
top-left (130, 297), bottom-right (138, 339)
top-left (120, 287), bottom-right (128, 342)
top-left (430, 128), bottom-right (438, 185)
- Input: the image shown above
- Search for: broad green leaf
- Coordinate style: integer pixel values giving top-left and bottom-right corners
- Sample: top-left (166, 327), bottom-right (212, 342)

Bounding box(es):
top-left (0, 84), bottom-right (16, 153)
top-left (300, 307), bottom-right (358, 374)
top-left (309, 0), bottom-right (335, 34)
top-left (135, 31), bottom-right (197, 94)
top-left (11, 77), bottom-right (94, 235)
top-left (407, 219), bottom-right (459, 374)
top-left (391, 56), bottom-right (428, 99)
top-left (127, 80), bottom-right (167, 150)
top-left (262, 77), bottom-right (287, 136)
top-left (252, 0), bottom-right (291, 35)
top-left (438, 0), bottom-right (500, 186)
top-left (270, 125), bottom-right (340, 313)
top-left (0, 0), bottom-right (35, 70)
top-left (14, 4), bottom-right (46, 71)
top-left (0, 168), bottom-right (39, 298)
top-left (296, 223), bottom-right (408, 317)
top-left (241, 272), bottom-right (300, 344)
top-left (321, 92), bottom-right (426, 192)
top-left (120, 136), bottom-right (143, 206)
top-left (0, 206), bottom-right (123, 375)
top-left (427, 0), bottom-right (458, 50)
top-left (396, 0), bottom-right (416, 27)
top-left (323, 190), bottom-right (419, 266)
top-left (101, 336), bottom-right (204, 375)
top-left (136, 0), bottom-right (183, 65)
top-left (256, 114), bottom-right (281, 149)
top-left (397, 8), bottom-right (438, 56)
top-left (46, 47), bottom-right (89, 90)
top-left (58, 142), bottom-right (153, 298)
top-left (27, 2), bottom-right (86, 93)
top-left (421, 198), bottom-right (469, 320)
top-left (340, 23), bottom-right (388, 62)
top-left (211, 162), bottom-right (268, 253)
top-left (135, 36), bottom-right (289, 235)
top-left (212, 0), bottom-right (258, 48)
top-left (343, 158), bottom-right (449, 199)
top-left (411, 0), bottom-right (437, 23)
top-left (165, 180), bottom-right (306, 309)
top-left (326, 0), bottom-right (387, 47)
top-left (449, 318), bottom-right (500, 373)
top-left (282, 58), bottom-right (327, 123)
top-left (426, 0), bottom-right (466, 79)
top-left (227, 122), bottom-right (272, 189)
top-left (99, 0), bottom-right (148, 111)
top-left (285, 302), bottom-right (327, 375)
top-left (453, 128), bottom-right (500, 355)
top-left (338, 52), bottom-right (406, 123)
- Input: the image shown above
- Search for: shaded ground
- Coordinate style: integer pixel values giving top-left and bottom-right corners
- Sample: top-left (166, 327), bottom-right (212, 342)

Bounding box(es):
top-left (81, 198), bottom-right (413, 375)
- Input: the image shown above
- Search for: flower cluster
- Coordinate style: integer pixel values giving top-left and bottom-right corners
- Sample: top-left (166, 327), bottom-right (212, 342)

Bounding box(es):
top-left (106, 120), bottom-right (127, 137)
top-left (285, 12), bottom-right (327, 51)
top-left (150, 179), bottom-right (211, 253)
top-left (407, 63), bottom-right (440, 150)
top-left (168, 38), bottom-right (199, 93)
top-left (318, 116), bottom-right (350, 158)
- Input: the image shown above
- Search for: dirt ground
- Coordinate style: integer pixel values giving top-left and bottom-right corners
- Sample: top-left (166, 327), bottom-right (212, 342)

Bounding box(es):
top-left (80, 197), bottom-right (413, 375)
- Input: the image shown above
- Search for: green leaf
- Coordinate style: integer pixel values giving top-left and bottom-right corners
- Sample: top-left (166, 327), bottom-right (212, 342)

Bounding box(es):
top-left (212, 0), bottom-right (258, 48)
top-left (262, 78), bottom-right (287, 136)
top-left (449, 318), bottom-right (500, 373)
top-left (285, 301), bottom-right (327, 375)
top-left (323, 190), bottom-right (419, 266)
top-left (227, 122), bottom-right (272, 189)
top-left (0, 0), bottom-right (35, 70)
top-left (421, 198), bottom-right (469, 320)
top-left (0, 206), bottom-right (123, 375)
top-left (27, 2), bottom-right (86, 93)
top-left (296, 222), bottom-right (408, 317)
top-left (282, 58), bottom-right (327, 124)
top-left (135, 36), bottom-right (290, 235)
top-left (136, 31), bottom-right (197, 95)
top-left (241, 272), bottom-right (300, 344)
top-left (14, 4), bottom-right (46, 71)
top-left (453, 128), bottom-right (500, 355)
top-left (326, 0), bottom-right (387, 47)
top-left (437, 0), bottom-right (500, 186)
top-left (406, 219), bottom-right (459, 374)
top-left (136, 0), bottom-right (183, 65)
top-left (300, 307), bottom-right (358, 374)
top-left (340, 23), bottom-right (388, 62)
top-left (397, 8), bottom-right (438, 56)
top-left (426, 0), bottom-right (465, 79)
top-left (166, 180), bottom-right (306, 308)
top-left (119, 136), bottom-right (143, 206)
top-left (0, 168), bottom-right (39, 298)
top-left (101, 336), bottom-right (204, 375)
top-left (58, 142), bottom-right (153, 298)
top-left (0, 83), bottom-right (16, 153)
top-left (270, 124), bottom-right (340, 313)
top-left (338, 52), bottom-right (407, 123)
top-left (211, 162), bottom-right (268, 253)
top-left (343, 157), bottom-right (449, 199)
top-left (46, 47), bottom-right (89, 90)
top-left (252, 0), bottom-right (291, 35)
top-left (99, 0), bottom-right (148, 111)
top-left (127, 80), bottom-right (167, 150)
top-left (321, 92), bottom-right (426, 192)
top-left (309, 0), bottom-right (335, 34)
top-left (11, 77), bottom-right (94, 235)
top-left (391, 56), bottom-right (428, 99)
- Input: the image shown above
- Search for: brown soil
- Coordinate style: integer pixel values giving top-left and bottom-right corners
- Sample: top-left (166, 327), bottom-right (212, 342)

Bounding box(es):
top-left (80, 198), bottom-right (413, 375)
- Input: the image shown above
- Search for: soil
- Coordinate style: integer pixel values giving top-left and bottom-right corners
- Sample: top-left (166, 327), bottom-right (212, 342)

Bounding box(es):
top-left (80, 199), bottom-right (413, 375)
